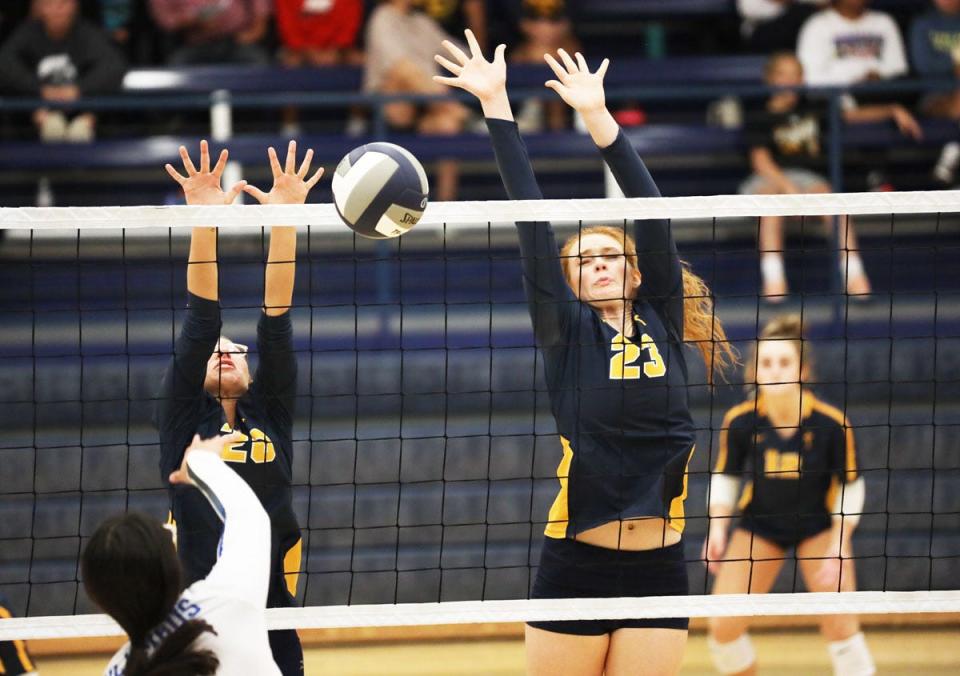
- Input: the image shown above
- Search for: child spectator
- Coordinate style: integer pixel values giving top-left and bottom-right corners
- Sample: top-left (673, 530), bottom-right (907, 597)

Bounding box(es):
top-left (149, 0), bottom-right (272, 65)
top-left (0, 0), bottom-right (126, 142)
top-left (742, 52), bottom-right (873, 300)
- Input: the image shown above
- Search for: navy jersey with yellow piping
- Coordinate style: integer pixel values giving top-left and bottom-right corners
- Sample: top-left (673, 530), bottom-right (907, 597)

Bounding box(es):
top-left (715, 393), bottom-right (859, 539)
top-left (488, 119), bottom-right (695, 539)
top-left (155, 294), bottom-right (301, 610)
top-left (0, 593), bottom-right (35, 676)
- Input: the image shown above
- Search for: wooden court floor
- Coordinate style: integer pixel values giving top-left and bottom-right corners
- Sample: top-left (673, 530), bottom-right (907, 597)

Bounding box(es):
top-left (29, 627), bottom-right (959, 675)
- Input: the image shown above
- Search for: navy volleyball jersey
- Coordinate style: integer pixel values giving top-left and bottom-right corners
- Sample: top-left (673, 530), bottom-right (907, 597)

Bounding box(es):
top-left (488, 119), bottom-right (696, 539)
top-left (715, 394), bottom-right (859, 540)
top-left (155, 294), bottom-right (301, 609)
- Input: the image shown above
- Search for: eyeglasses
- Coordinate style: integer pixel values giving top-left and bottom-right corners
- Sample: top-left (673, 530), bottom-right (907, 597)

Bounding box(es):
top-left (216, 342), bottom-right (248, 355)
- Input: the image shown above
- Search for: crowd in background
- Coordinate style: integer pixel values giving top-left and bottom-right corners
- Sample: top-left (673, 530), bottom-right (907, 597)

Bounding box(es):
top-left (1, 1), bottom-right (960, 215)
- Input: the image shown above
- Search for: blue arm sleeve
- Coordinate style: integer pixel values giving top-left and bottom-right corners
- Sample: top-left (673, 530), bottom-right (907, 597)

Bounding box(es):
top-left (598, 129), bottom-right (683, 335)
top-left (487, 117), bottom-right (576, 346)
top-left (156, 293), bottom-right (221, 477)
top-left (251, 310), bottom-right (296, 439)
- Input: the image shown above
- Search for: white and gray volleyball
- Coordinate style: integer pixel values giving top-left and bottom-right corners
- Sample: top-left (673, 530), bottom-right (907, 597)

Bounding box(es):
top-left (331, 142), bottom-right (429, 239)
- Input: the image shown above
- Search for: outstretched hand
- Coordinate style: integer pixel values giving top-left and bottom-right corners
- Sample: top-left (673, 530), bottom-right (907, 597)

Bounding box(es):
top-left (165, 140), bottom-right (246, 206)
top-left (243, 140), bottom-right (324, 205)
top-left (433, 29), bottom-right (507, 104)
top-left (544, 49), bottom-right (610, 115)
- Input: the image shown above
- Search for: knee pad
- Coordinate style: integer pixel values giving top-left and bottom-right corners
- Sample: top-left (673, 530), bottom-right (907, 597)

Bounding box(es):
top-left (708, 633), bottom-right (756, 674)
top-left (828, 632), bottom-right (875, 676)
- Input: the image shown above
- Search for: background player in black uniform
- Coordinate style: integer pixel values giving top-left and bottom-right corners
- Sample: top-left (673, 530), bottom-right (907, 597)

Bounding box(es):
top-left (703, 314), bottom-right (873, 676)
top-left (157, 140), bottom-right (322, 676)
top-left (435, 32), bottom-right (736, 676)
top-left (0, 593), bottom-right (35, 676)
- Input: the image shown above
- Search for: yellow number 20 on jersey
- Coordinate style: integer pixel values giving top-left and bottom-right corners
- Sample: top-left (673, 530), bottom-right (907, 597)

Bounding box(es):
top-left (609, 332), bottom-right (667, 380)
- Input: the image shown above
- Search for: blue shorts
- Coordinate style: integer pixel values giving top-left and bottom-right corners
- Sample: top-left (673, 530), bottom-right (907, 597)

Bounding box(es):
top-left (528, 537), bottom-right (689, 636)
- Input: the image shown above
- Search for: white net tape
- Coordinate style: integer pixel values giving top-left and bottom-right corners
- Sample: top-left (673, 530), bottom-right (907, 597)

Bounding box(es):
top-left (3, 190), bottom-right (960, 231)
top-left (3, 592), bottom-right (959, 641)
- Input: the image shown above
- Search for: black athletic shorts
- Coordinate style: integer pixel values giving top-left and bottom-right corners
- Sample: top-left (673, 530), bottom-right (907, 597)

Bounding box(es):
top-left (738, 513), bottom-right (831, 551)
top-left (528, 537), bottom-right (689, 636)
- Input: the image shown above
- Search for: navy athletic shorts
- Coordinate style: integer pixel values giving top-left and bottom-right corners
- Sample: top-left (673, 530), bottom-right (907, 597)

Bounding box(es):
top-left (528, 537), bottom-right (689, 636)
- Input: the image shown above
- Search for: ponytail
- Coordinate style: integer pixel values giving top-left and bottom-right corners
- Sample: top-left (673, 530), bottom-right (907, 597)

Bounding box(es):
top-left (126, 621), bottom-right (219, 676)
top-left (680, 262), bottom-right (738, 382)
top-left (82, 513), bottom-right (220, 676)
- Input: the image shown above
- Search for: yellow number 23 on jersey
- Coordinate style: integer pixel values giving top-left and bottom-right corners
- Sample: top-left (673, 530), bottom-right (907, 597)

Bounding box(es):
top-left (609, 332), bottom-right (666, 380)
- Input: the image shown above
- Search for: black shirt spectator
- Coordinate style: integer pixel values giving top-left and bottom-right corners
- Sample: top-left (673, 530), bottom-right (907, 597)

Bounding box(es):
top-left (0, 0), bottom-right (125, 142)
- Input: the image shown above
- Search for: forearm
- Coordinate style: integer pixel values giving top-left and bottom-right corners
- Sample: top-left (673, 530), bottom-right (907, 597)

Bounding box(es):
top-left (580, 107), bottom-right (619, 149)
top-left (264, 226), bottom-right (296, 316)
top-left (843, 104), bottom-right (900, 124)
top-left (187, 227), bottom-right (218, 301)
top-left (481, 89), bottom-right (512, 122)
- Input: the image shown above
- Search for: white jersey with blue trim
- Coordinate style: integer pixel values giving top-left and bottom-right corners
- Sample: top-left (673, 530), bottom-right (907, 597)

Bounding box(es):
top-left (104, 452), bottom-right (281, 676)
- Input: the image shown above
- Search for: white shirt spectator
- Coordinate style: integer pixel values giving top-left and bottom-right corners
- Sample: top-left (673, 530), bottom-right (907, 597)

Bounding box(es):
top-left (797, 7), bottom-right (908, 86)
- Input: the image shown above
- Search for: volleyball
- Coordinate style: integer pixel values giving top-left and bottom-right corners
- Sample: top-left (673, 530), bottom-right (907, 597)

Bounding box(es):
top-left (331, 142), bottom-right (429, 239)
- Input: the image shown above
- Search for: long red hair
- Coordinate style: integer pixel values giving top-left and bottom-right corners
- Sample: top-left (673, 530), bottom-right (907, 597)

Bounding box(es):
top-left (559, 225), bottom-right (737, 381)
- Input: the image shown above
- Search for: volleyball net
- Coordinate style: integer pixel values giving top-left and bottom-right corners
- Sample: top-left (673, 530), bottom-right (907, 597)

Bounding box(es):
top-left (0, 191), bottom-right (958, 641)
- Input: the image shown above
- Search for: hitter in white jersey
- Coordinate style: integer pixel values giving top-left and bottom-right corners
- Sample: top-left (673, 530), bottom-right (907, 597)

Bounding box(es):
top-left (82, 433), bottom-right (281, 676)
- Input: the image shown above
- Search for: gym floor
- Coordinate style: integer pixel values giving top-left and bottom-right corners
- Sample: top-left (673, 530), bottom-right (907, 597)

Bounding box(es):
top-left (27, 627), bottom-right (960, 675)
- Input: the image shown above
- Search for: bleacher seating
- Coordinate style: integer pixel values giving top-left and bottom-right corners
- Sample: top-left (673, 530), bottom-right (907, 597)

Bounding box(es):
top-left (2, 43), bottom-right (959, 615)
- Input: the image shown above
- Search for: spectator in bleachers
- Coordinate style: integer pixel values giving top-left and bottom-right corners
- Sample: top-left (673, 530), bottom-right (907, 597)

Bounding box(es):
top-left (275, 0), bottom-right (364, 134)
top-left (0, 0), bottom-right (126, 142)
top-left (365, 0), bottom-right (467, 200)
top-left (742, 52), bottom-right (873, 299)
top-left (910, 0), bottom-right (960, 184)
top-left (797, 0), bottom-right (922, 191)
top-left (149, 0), bottom-right (272, 65)
top-left (509, 0), bottom-right (579, 132)
top-left (797, 0), bottom-right (908, 86)
top-left (738, 0), bottom-right (825, 53)
top-left (416, 0), bottom-right (488, 52)
top-left (276, 0), bottom-right (363, 67)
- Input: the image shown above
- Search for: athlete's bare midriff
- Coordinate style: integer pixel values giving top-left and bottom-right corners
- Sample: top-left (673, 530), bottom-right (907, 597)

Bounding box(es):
top-left (575, 517), bottom-right (682, 551)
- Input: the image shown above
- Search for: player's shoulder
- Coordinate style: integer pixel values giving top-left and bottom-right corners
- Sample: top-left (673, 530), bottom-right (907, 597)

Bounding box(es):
top-left (807, 394), bottom-right (851, 428)
top-left (722, 398), bottom-right (759, 428)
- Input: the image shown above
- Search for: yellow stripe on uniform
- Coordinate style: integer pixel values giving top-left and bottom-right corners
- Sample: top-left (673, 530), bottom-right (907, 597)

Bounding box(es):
top-left (544, 437), bottom-right (574, 539)
top-left (811, 398), bottom-right (859, 481)
top-left (668, 446), bottom-right (695, 534)
top-left (284, 538), bottom-right (303, 598)
top-left (737, 481), bottom-right (754, 511)
top-left (0, 605), bottom-right (35, 673)
top-left (715, 400), bottom-right (757, 473)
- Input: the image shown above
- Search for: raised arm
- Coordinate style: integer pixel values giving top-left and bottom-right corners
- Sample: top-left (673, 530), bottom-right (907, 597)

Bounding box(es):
top-left (242, 141), bottom-right (323, 428)
top-left (544, 50), bottom-right (682, 330)
top-left (158, 143), bottom-right (246, 475)
top-left (170, 434), bottom-right (271, 608)
top-left (164, 141), bottom-right (247, 302)
top-left (434, 31), bottom-right (575, 345)
top-left (242, 140), bottom-right (323, 316)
